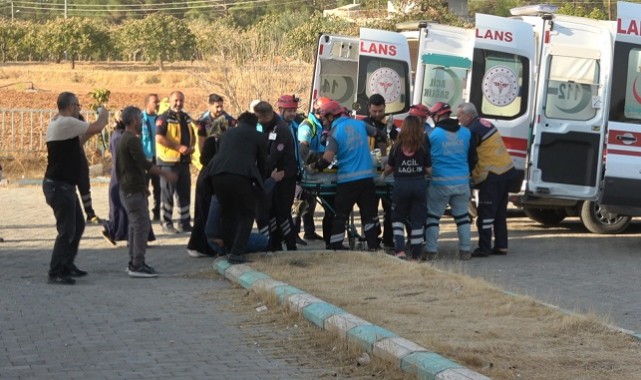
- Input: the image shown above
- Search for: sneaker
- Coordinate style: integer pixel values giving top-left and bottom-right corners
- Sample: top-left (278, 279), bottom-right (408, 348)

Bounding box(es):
top-left (303, 232), bottom-right (324, 241)
top-left (187, 249), bottom-right (208, 258)
top-left (63, 264), bottom-right (88, 277)
top-left (128, 263), bottom-right (158, 278)
top-left (227, 254), bottom-right (248, 264)
top-left (162, 224), bottom-right (179, 234)
top-left (492, 248), bottom-right (508, 255)
top-left (48, 274), bottom-right (76, 285)
top-left (459, 250), bottom-right (472, 261)
top-left (178, 224), bottom-right (193, 233)
top-left (101, 227), bottom-right (116, 246)
top-left (87, 215), bottom-right (102, 224)
top-left (471, 248), bottom-right (490, 258)
top-left (295, 235), bottom-right (308, 246)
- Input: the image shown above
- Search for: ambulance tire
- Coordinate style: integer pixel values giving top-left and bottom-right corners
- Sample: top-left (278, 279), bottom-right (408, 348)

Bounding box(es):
top-left (579, 201), bottom-right (631, 234)
top-left (522, 207), bottom-right (567, 226)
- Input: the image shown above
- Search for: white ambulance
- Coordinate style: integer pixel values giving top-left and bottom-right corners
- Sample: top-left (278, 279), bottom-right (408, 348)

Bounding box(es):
top-left (474, 2), bottom-right (641, 233)
top-left (310, 28), bottom-right (413, 120)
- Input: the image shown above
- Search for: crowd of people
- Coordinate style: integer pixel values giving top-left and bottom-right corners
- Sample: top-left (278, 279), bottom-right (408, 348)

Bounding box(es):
top-left (41, 89), bottom-right (516, 285)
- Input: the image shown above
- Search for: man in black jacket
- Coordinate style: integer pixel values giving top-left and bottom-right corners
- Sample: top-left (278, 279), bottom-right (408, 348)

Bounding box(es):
top-left (207, 112), bottom-right (267, 264)
top-left (254, 101), bottom-right (298, 251)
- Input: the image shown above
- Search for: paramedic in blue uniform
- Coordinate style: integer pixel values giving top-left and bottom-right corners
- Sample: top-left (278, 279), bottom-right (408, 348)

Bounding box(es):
top-left (296, 96), bottom-right (331, 244)
top-left (254, 101), bottom-right (298, 251)
top-left (306, 100), bottom-right (388, 250)
top-left (457, 102), bottom-right (516, 257)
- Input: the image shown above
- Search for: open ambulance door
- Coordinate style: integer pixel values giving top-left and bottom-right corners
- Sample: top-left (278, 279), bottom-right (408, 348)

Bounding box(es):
top-left (412, 22), bottom-right (473, 113)
top-left (470, 14), bottom-right (536, 185)
top-left (354, 28), bottom-right (412, 118)
top-left (600, 1), bottom-right (641, 213)
top-left (309, 34), bottom-right (359, 113)
top-left (526, 16), bottom-right (611, 200)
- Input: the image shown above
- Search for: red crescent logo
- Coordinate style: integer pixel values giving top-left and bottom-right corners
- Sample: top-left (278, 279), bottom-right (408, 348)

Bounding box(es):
top-left (633, 76), bottom-right (641, 104)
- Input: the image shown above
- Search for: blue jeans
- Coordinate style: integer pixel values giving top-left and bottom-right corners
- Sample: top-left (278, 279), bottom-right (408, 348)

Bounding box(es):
top-left (425, 183), bottom-right (471, 253)
top-left (205, 195), bottom-right (268, 254)
top-left (43, 178), bottom-right (85, 276)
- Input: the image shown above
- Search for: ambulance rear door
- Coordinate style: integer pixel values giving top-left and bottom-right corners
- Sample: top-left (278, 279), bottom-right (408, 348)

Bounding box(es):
top-left (527, 16), bottom-right (612, 200)
top-left (470, 14), bottom-right (536, 181)
top-left (310, 34), bottom-right (359, 113)
top-left (354, 28), bottom-right (412, 117)
top-left (412, 22), bottom-right (473, 112)
top-left (600, 1), bottom-right (641, 210)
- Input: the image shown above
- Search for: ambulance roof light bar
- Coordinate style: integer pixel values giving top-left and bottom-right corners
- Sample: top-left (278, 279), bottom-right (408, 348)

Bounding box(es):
top-left (509, 4), bottom-right (558, 16)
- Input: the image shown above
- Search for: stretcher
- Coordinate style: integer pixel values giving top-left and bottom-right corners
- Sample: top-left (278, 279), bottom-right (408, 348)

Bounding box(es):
top-left (300, 171), bottom-right (394, 249)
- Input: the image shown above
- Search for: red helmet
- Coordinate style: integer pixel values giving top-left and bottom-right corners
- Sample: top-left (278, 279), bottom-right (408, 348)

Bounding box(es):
top-left (314, 96), bottom-right (332, 110)
top-left (319, 100), bottom-right (345, 117)
top-left (277, 94), bottom-right (300, 109)
top-left (429, 102), bottom-right (452, 117)
top-left (409, 104), bottom-right (429, 118)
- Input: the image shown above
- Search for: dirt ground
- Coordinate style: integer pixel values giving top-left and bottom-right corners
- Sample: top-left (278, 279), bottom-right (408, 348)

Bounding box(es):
top-left (241, 248), bottom-right (641, 380)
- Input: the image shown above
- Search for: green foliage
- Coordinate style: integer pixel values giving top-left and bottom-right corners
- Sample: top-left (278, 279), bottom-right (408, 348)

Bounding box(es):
top-left (469, 0), bottom-right (523, 17)
top-left (283, 12), bottom-right (358, 62)
top-left (88, 88), bottom-right (111, 110)
top-left (39, 18), bottom-right (113, 68)
top-left (556, 3), bottom-right (608, 20)
top-left (117, 13), bottom-right (196, 70)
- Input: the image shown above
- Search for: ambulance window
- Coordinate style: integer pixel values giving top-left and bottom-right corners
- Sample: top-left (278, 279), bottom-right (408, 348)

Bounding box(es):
top-left (610, 43), bottom-right (641, 122)
top-left (355, 56), bottom-right (410, 115)
top-left (317, 59), bottom-right (358, 110)
top-left (544, 56), bottom-right (599, 121)
top-left (471, 50), bottom-right (528, 120)
top-left (420, 65), bottom-right (468, 111)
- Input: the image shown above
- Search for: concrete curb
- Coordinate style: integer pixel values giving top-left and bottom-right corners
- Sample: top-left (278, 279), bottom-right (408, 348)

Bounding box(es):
top-left (213, 258), bottom-right (491, 380)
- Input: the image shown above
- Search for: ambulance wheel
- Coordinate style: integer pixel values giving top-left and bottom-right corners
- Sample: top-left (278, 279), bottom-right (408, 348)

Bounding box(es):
top-left (523, 207), bottom-right (567, 226)
top-left (579, 201), bottom-right (631, 234)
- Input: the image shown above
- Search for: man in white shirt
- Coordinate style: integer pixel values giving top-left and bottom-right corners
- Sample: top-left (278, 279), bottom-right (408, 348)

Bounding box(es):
top-left (43, 92), bottom-right (108, 285)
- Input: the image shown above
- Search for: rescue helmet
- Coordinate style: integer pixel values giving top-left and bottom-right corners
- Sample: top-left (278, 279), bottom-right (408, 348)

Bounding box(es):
top-left (429, 102), bottom-right (452, 117)
top-left (319, 100), bottom-right (345, 117)
top-left (409, 104), bottom-right (429, 118)
top-left (277, 94), bottom-right (300, 109)
top-left (313, 96), bottom-right (332, 110)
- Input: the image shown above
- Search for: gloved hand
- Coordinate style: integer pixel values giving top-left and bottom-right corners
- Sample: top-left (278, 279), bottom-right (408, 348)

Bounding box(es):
top-left (305, 163), bottom-right (318, 175)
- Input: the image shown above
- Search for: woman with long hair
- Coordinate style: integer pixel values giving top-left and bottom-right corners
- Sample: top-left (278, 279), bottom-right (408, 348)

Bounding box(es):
top-left (382, 115), bottom-right (431, 260)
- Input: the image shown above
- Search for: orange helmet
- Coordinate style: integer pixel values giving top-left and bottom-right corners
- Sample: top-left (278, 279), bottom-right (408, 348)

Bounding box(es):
top-left (409, 104), bottom-right (429, 118)
top-left (319, 100), bottom-right (345, 117)
top-left (313, 96), bottom-right (332, 110)
top-left (277, 94), bottom-right (300, 109)
top-left (429, 102), bottom-right (452, 117)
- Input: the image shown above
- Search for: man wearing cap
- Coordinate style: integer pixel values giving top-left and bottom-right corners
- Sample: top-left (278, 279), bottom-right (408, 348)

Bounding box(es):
top-left (254, 101), bottom-right (298, 251)
top-left (306, 101), bottom-right (388, 250)
top-left (424, 102), bottom-right (477, 260)
top-left (457, 102), bottom-right (516, 257)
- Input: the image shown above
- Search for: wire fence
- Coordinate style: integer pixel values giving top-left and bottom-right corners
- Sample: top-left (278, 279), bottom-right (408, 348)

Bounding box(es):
top-left (0, 108), bottom-right (112, 157)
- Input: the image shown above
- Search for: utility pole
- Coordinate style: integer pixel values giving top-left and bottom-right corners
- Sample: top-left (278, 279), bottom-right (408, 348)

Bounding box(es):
top-left (11, 1), bottom-right (13, 21)
top-left (64, 0), bottom-right (68, 19)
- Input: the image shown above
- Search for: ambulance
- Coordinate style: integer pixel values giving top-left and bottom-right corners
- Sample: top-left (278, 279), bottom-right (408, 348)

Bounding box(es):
top-left (309, 28), bottom-right (412, 120)
top-left (473, 2), bottom-right (641, 233)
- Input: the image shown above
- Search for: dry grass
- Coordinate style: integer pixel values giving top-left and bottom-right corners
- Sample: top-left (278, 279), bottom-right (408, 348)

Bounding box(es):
top-left (0, 59), bottom-right (312, 179)
top-left (243, 251), bottom-right (641, 379)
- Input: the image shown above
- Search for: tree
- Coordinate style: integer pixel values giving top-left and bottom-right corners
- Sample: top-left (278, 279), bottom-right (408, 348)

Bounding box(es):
top-left (38, 18), bottom-right (112, 68)
top-left (134, 13), bottom-right (196, 70)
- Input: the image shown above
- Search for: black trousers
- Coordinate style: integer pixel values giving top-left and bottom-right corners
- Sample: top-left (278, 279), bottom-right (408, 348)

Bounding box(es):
top-left (159, 163), bottom-right (191, 228)
top-left (211, 174), bottom-right (256, 255)
top-left (270, 177), bottom-right (297, 250)
top-left (476, 179), bottom-right (510, 253)
top-left (329, 178), bottom-right (380, 250)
